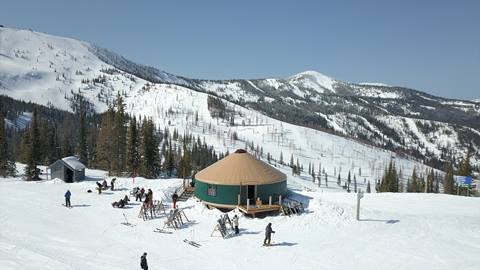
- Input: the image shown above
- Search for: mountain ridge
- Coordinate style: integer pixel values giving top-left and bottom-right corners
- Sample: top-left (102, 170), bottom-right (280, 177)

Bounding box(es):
top-left (1, 26), bottom-right (479, 171)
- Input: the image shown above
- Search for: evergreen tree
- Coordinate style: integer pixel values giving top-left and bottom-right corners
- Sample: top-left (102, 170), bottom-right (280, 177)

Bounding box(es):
top-left (458, 152), bottom-right (472, 177)
top-left (353, 174), bottom-right (357, 193)
top-left (140, 118), bottom-right (160, 178)
top-left (311, 164), bottom-right (316, 183)
top-left (126, 116), bottom-right (140, 176)
top-left (96, 109), bottom-right (115, 172)
top-left (77, 111), bottom-right (88, 164)
top-left (178, 144), bottom-right (192, 179)
top-left (0, 113), bottom-right (16, 177)
top-left (61, 115), bottom-right (74, 157)
top-left (443, 162), bottom-right (455, 195)
top-left (347, 171), bottom-right (351, 192)
top-left (112, 93), bottom-right (127, 175)
top-left (379, 159), bottom-right (399, 192)
top-left (426, 169), bottom-right (434, 193)
top-left (24, 107), bottom-right (41, 180)
top-left (408, 167), bottom-right (418, 192)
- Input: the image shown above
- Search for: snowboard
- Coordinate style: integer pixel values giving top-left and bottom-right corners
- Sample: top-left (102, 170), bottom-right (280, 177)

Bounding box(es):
top-left (183, 239), bottom-right (201, 248)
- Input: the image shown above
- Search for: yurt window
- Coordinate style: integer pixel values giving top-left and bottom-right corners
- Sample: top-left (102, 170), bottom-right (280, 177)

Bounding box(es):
top-left (207, 184), bottom-right (217, 196)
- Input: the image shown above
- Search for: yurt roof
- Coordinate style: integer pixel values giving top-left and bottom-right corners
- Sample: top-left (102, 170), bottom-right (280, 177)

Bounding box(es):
top-left (195, 149), bottom-right (286, 185)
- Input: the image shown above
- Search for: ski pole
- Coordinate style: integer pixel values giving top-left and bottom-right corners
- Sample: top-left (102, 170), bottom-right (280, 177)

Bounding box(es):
top-left (123, 213), bottom-right (129, 225)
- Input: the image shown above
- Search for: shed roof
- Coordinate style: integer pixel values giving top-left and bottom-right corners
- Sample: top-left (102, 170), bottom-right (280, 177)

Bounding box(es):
top-left (195, 150), bottom-right (286, 185)
top-left (61, 156), bottom-right (86, 171)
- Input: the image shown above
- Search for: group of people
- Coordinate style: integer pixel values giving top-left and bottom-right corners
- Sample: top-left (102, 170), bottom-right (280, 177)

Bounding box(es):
top-left (132, 187), bottom-right (146, 202)
top-left (138, 221), bottom-right (275, 269)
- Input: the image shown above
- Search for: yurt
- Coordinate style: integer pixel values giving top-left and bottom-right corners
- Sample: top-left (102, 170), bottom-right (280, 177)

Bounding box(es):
top-left (194, 149), bottom-right (287, 209)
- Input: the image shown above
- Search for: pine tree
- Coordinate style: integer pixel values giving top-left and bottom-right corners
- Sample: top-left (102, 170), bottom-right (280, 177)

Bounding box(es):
top-left (379, 160), bottom-right (399, 192)
top-left (408, 167), bottom-right (418, 192)
top-left (112, 93), bottom-right (127, 175)
top-left (443, 162), bottom-right (455, 195)
top-left (311, 164), bottom-right (316, 183)
top-left (426, 169), bottom-right (434, 193)
top-left (458, 152), bottom-right (472, 177)
top-left (96, 109), bottom-right (115, 172)
top-left (178, 144), bottom-right (192, 179)
top-left (353, 174), bottom-right (357, 193)
top-left (126, 116), bottom-right (140, 176)
top-left (0, 113), bottom-right (16, 177)
top-left (24, 106), bottom-right (41, 180)
top-left (77, 111), bottom-right (88, 165)
top-left (141, 118), bottom-right (160, 178)
top-left (347, 171), bottom-right (351, 192)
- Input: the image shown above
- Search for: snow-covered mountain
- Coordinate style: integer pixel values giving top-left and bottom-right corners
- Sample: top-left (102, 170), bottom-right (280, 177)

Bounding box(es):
top-left (1, 27), bottom-right (479, 173)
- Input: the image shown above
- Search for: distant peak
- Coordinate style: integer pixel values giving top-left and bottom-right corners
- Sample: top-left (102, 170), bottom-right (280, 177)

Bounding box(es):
top-left (289, 70), bottom-right (333, 80)
top-left (287, 70), bottom-right (336, 92)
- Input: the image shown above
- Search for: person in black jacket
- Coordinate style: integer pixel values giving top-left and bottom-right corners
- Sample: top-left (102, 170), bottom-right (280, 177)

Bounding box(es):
top-left (172, 192), bottom-right (179, 209)
top-left (263, 223), bottom-right (275, 246)
top-left (140, 252), bottom-right (148, 270)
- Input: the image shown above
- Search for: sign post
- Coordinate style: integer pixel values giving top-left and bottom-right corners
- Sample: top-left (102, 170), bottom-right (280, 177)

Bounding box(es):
top-left (356, 190), bottom-right (364, 221)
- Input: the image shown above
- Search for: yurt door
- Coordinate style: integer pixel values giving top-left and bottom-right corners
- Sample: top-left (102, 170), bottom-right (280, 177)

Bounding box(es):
top-left (247, 185), bottom-right (256, 204)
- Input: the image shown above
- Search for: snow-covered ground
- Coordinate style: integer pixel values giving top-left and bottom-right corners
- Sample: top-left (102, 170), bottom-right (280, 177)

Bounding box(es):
top-left (1, 166), bottom-right (479, 270)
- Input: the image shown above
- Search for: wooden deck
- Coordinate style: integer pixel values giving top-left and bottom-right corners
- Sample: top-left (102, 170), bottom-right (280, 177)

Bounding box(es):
top-left (237, 204), bottom-right (281, 217)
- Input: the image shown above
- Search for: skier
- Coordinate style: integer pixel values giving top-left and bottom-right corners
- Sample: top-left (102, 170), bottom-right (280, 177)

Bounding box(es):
top-left (64, 190), bottom-right (71, 207)
top-left (139, 187), bottom-right (145, 201)
top-left (96, 182), bottom-right (103, 194)
top-left (263, 223), bottom-right (275, 246)
top-left (146, 189), bottom-right (153, 207)
top-left (172, 192), bottom-right (178, 209)
top-left (140, 252), bottom-right (148, 270)
top-left (232, 214), bottom-right (239, 235)
top-left (102, 179), bottom-right (108, 189)
top-left (110, 178), bottom-right (116, 191)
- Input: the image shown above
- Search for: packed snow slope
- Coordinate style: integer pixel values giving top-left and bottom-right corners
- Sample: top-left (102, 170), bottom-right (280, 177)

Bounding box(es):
top-left (1, 166), bottom-right (479, 270)
top-left (1, 26), bottom-right (479, 170)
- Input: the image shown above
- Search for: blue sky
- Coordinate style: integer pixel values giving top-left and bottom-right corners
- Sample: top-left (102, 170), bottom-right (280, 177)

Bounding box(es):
top-left (1, 0), bottom-right (479, 99)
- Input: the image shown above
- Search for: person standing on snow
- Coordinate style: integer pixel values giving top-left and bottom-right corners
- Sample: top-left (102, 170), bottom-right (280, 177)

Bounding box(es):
top-left (263, 223), bottom-right (275, 246)
top-left (110, 178), bottom-right (116, 191)
top-left (140, 252), bottom-right (148, 270)
top-left (146, 189), bottom-right (153, 207)
top-left (172, 191), bottom-right (179, 209)
top-left (232, 214), bottom-right (239, 235)
top-left (64, 190), bottom-right (71, 207)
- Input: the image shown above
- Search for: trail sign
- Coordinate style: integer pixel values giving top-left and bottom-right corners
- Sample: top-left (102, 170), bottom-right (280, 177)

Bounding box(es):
top-left (455, 176), bottom-right (472, 187)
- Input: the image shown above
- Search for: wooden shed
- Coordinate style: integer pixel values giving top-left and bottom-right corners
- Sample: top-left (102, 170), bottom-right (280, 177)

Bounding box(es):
top-left (49, 156), bottom-right (86, 183)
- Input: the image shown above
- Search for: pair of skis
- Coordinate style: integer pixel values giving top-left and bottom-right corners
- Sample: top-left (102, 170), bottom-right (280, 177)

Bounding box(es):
top-left (153, 228), bottom-right (172, 234)
top-left (183, 239), bottom-right (201, 248)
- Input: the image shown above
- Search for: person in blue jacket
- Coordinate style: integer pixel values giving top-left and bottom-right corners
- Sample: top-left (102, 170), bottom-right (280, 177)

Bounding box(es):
top-left (64, 190), bottom-right (71, 207)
